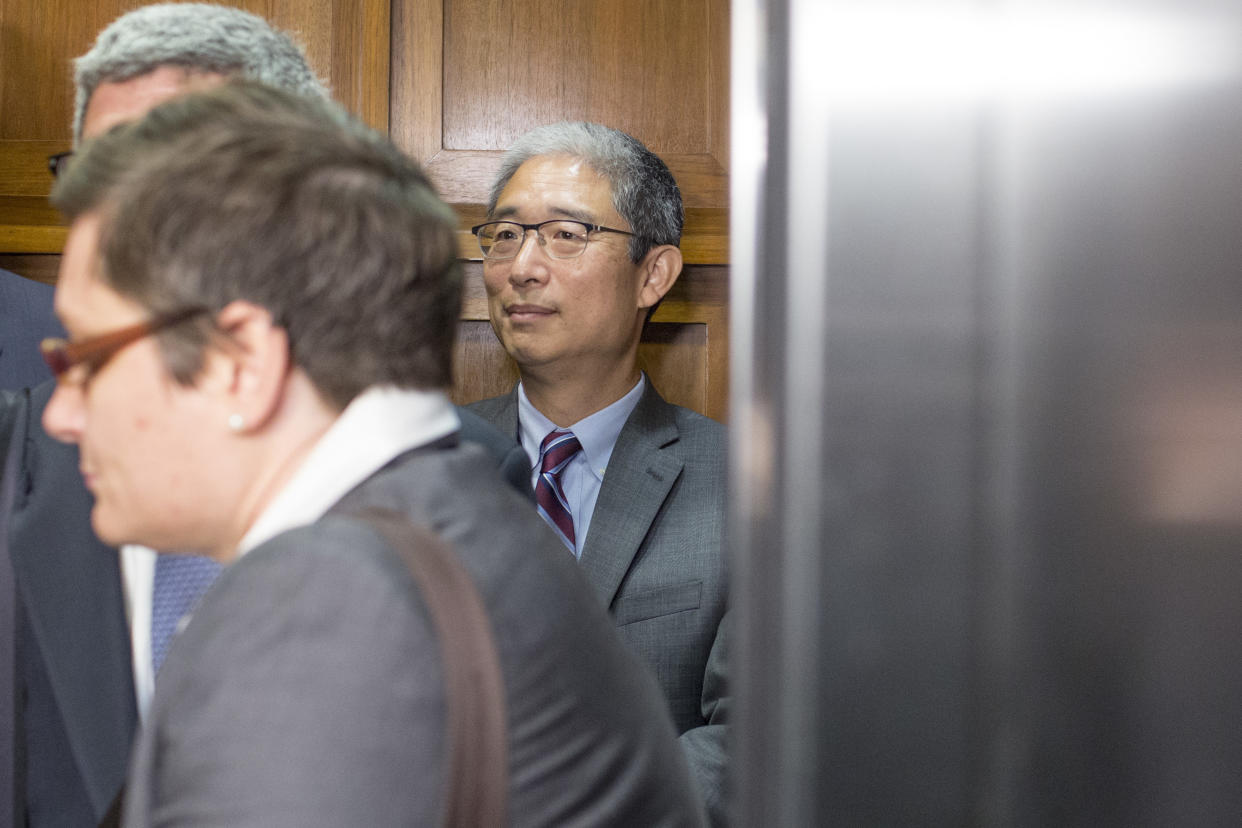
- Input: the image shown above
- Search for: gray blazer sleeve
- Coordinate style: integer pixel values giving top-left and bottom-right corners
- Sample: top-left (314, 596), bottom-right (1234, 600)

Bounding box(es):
top-left (584, 388), bottom-right (731, 825)
top-left (679, 609), bottom-right (730, 826)
top-left (456, 406), bottom-right (532, 500)
top-left (124, 522), bottom-right (448, 827)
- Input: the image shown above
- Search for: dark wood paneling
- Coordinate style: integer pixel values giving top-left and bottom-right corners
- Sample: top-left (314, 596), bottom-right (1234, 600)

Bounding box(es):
top-left (391, 0), bottom-right (730, 263)
top-left (2, 0), bottom-right (730, 421)
top-left (0, 0), bottom-right (389, 253)
top-left (0, 253), bottom-right (58, 285)
top-left (452, 319), bottom-right (521, 405)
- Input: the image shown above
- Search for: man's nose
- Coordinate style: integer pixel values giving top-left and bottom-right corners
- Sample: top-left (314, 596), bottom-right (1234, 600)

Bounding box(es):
top-left (507, 228), bottom-right (551, 284)
top-left (42, 381), bottom-right (86, 445)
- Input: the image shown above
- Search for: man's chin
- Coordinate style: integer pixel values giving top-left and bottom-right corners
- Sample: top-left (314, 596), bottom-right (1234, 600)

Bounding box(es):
top-left (501, 337), bottom-right (556, 372)
top-left (90, 506), bottom-right (133, 548)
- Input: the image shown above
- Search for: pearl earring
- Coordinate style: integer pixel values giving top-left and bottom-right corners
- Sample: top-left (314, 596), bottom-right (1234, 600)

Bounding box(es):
top-left (227, 413), bottom-right (245, 432)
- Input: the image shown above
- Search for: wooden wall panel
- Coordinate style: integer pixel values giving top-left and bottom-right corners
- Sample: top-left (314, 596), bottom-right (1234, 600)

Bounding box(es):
top-left (643, 264), bottom-right (729, 420)
top-left (0, 0), bottom-right (389, 254)
top-left (440, 0), bottom-right (710, 153)
top-left (637, 323), bottom-right (710, 416)
top-left (453, 319), bottom-right (521, 404)
top-left (394, 0), bottom-right (731, 420)
top-left (0, 0), bottom-right (388, 140)
top-left (391, 0), bottom-right (730, 262)
top-left (2, 0), bottom-right (729, 421)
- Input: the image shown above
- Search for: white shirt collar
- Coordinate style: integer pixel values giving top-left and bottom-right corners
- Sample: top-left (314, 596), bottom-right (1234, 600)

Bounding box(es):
top-left (516, 375), bottom-right (645, 481)
top-left (235, 385), bottom-right (459, 556)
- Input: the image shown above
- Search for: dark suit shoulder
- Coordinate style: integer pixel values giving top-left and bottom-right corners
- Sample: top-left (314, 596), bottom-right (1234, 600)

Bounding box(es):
top-left (150, 523), bottom-right (450, 826)
top-left (625, 382), bottom-right (726, 462)
top-left (0, 270), bottom-right (62, 391)
top-left (464, 391), bottom-right (514, 424)
top-left (0, 269), bottom-right (55, 302)
top-left (455, 405), bottom-right (531, 498)
top-left (669, 402), bottom-right (725, 434)
top-left (666, 403), bottom-right (726, 453)
top-left (456, 406), bottom-right (509, 452)
top-left (141, 457), bottom-right (706, 827)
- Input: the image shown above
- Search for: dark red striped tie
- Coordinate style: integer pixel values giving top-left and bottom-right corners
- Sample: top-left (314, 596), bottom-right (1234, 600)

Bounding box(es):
top-left (535, 430), bottom-right (582, 553)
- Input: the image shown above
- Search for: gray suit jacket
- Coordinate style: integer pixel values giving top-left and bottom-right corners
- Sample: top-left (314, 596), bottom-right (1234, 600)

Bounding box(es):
top-left (1, 384), bottom-right (136, 828)
top-left (0, 269), bottom-right (62, 392)
top-left (468, 380), bottom-right (730, 824)
top-left (0, 383), bottom-right (530, 827)
top-left (122, 439), bottom-right (705, 827)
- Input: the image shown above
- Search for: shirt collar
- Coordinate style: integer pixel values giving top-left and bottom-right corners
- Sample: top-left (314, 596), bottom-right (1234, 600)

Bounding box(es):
top-left (236, 385), bottom-right (459, 556)
top-left (517, 375), bottom-right (645, 481)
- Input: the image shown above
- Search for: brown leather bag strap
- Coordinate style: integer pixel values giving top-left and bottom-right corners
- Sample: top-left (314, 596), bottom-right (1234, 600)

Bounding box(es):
top-left (355, 508), bottom-right (508, 828)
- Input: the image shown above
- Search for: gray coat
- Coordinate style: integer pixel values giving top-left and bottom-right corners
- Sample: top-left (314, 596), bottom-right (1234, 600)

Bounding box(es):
top-left (1, 381), bottom-right (531, 827)
top-left (122, 439), bottom-right (705, 827)
top-left (0, 269), bottom-right (61, 392)
top-left (468, 380), bottom-right (729, 824)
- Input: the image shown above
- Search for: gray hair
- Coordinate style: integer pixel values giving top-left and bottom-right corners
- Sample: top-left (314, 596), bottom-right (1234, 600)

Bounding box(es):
top-left (73, 3), bottom-right (326, 145)
top-left (487, 122), bottom-right (683, 262)
top-left (52, 81), bottom-right (461, 405)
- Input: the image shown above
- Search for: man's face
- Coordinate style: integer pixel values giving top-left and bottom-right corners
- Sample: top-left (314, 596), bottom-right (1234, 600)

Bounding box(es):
top-left (482, 155), bottom-right (653, 376)
top-left (41, 64), bottom-right (237, 550)
top-left (42, 214), bottom-right (226, 552)
top-left (82, 65), bottom-right (225, 140)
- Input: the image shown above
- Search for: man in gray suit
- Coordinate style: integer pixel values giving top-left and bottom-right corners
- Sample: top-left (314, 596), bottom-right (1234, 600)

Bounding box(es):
top-left (43, 81), bottom-right (704, 826)
top-left (467, 122), bottom-right (729, 823)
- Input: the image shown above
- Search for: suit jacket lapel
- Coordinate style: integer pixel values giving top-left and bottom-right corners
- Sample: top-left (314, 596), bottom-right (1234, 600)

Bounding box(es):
top-left (578, 383), bottom-right (683, 609)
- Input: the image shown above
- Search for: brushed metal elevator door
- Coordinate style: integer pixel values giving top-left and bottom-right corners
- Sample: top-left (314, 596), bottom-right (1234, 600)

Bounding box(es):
top-left (731, 3), bottom-right (1242, 824)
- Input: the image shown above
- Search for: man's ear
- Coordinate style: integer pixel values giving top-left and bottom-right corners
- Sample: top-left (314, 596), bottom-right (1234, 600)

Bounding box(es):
top-left (200, 300), bottom-right (290, 433)
top-left (637, 244), bottom-right (684, 311)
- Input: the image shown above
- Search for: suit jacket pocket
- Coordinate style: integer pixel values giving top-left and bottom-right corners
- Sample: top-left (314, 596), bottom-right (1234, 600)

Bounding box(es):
top-left (613, 580), bottom-right (702, 626)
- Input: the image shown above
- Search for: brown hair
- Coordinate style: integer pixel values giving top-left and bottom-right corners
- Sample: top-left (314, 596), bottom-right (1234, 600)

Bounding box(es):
top-left (52, 80), bottom-right (462, 406)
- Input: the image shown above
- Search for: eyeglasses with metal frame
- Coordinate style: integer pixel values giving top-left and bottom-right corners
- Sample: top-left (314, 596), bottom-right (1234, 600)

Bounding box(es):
top-left (47, 151), bottom-right (74, 178)
top-left (41, 306), bottom-right (210, 386)
top-left (470, 219), bottom-right (636, 260)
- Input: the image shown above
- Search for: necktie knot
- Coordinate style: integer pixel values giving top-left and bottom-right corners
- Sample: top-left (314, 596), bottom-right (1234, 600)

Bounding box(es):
top-left (536, 430), bottom-right (582, 553)
top-left (539, 429), bottom-right (582, 475)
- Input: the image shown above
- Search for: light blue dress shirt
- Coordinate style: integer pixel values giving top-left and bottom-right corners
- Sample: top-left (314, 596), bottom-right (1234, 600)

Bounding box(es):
top-left (516, 376), bottom-right (646, 558)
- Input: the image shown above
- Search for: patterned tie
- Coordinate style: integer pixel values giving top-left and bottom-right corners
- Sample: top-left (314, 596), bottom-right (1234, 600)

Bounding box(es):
top-left (151, 554), bottom-right (222, 675)
top-left (536, 430), bottom-right (582, 553)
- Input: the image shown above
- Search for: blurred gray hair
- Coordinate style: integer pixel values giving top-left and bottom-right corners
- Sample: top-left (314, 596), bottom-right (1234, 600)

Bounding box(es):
top-left (52, 81), bottom-right (461, 405)
top-left (487, 122), bottom-right (683, 262)
top-left (73, 2), bottom-right (326, 145)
